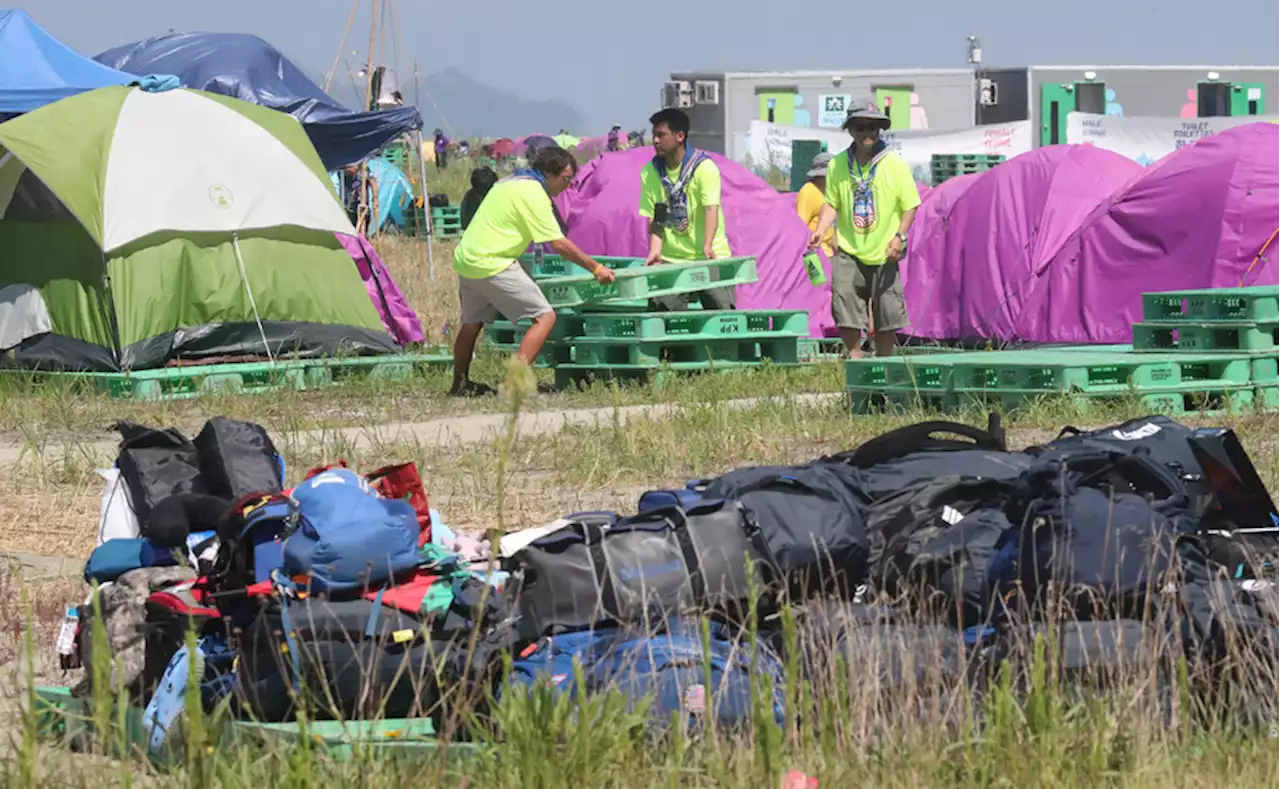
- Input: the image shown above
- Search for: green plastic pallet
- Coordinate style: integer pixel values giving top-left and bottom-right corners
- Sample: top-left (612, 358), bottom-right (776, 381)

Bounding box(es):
top-left (517, 253), bottom-right (648, 280)
top-left (230, 718), bottom-right (464, 761)
top-left (951, 385), bottom-right (1264, 416)
top-left (485, 315), bottom-right (586, 344)
top-left (538, 258), bottom-right (758, 308)
top-left (1132, 321), bottom-right (1279, 353)
top-left (14, 351), bottom-right (453, 401)
top-left (580, 309), bottom-right (808, 341)
top-left (849, 384), bottom-right (1271, 416)
top-left (931, 153), bottom-right (1006, 164)
top-left (554, 360), bottom-right (805, 390)
top-left (845, 355), bottom-right (959, 390)
top-left (567, 333), bottom-right (801, 366)
top-left (34, 686), bottom-right (148, 756)
top-left (1142, 286), bottom-right (1280, 323)
top-left (482, 340), bottom-right (568, 367)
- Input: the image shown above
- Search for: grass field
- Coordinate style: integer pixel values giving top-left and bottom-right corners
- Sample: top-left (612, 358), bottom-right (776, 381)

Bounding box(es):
top-left (0, 236), bottom-right (1275, 787)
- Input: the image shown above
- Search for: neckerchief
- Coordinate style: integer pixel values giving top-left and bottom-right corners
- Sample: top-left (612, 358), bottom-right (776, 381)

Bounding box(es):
top-left (653, 147), bottom-right (708, 234)
top-left (845, 140), bottom-right (891, 232)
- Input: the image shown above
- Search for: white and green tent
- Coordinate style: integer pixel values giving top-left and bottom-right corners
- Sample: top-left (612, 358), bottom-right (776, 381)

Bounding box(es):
top-left (0, 85), bottom-right (397, 370)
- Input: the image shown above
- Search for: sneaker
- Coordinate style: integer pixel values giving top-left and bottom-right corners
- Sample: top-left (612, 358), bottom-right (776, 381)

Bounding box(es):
top-left (449, 380), bottom-right (497, 397)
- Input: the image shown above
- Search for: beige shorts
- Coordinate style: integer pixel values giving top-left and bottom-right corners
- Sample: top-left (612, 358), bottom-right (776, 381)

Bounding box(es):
top-left (458, 262), bottom-right (553, 325)
top-left (831, 251), bottom-right (909, 333)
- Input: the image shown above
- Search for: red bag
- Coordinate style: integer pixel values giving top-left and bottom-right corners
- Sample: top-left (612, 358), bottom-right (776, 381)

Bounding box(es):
top-left (366, 462), bottom-right (433, 546)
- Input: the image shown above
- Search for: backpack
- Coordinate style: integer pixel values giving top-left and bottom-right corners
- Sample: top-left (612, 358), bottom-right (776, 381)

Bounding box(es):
top-left (509, 499), bottom-right (765, 639)
top-left (823, 416), bottom-right (1028, 501)
top-left (505, 618), bottom-right (785, 731)
top-left (193, 417), bottom-right (282, 501)
top-left (701, 463), bottom-right (869, 598)
top-left (864, 476), bottom-right (1014, 626)
top-left (114, 421), bottom-right (208, 528)
top-left (283, 469), bottom-right (422, 594)
top-left (1025, 415), bottom-right (1201, 479)
top-left (991, 449), bottom-right (1192, 619)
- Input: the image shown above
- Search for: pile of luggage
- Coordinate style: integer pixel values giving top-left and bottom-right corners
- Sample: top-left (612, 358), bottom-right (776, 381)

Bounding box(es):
top-left (66, 413), bottom-right (1278, 754)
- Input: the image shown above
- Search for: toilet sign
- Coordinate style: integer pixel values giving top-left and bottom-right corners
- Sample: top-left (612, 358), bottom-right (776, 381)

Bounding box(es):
top-left (819, 94), bottom-right (851, 127)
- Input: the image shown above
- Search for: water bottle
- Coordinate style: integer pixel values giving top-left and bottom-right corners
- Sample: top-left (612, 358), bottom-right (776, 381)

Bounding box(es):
top-left (803, 251), bottom-right (827, 286)
top-left (56, 605), bottom-right (80, 669)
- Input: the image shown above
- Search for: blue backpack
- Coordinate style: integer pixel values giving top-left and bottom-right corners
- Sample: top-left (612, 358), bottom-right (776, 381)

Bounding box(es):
top-left (283, 469), bottom-right (421, 594)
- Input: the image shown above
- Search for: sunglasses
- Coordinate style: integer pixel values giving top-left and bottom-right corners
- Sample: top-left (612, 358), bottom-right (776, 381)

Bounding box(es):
top-left (849, 123), bottom-right (879, 133)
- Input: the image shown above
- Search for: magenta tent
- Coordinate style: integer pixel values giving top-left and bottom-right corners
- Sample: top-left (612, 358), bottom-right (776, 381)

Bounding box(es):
top-left (1017, 123), bottom-right (1278, 344)
top-left (553, 148), bottom-right (829, 336)
top-left (904, 145), bottom-right (1142, 342)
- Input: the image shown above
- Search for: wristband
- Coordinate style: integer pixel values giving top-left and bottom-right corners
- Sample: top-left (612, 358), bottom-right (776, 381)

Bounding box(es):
top-left (591, 262), bottom-right (603, 274)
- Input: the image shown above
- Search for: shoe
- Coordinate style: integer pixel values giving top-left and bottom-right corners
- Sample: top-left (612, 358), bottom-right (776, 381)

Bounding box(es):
top-left (449, 380), bottom-right (497, 397)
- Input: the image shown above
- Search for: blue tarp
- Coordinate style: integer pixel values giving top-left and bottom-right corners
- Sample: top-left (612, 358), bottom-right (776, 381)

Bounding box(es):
top-left (0, 8), bottom-right (139, 113)
top-left (95, 32), bottom-right (423, 170)
top-left (329, 158), bottom-right (413, 231)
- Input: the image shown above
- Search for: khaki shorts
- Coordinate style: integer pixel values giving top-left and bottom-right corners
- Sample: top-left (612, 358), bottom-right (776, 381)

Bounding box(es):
top-left (831, 251), bottom-right (909, 333)
top-left (458, 262), bottom-right (553, 325)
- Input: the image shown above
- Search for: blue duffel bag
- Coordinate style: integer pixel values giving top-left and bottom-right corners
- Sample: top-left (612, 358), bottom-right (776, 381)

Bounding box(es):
top-left (505, 618), bottom-right (785, 731)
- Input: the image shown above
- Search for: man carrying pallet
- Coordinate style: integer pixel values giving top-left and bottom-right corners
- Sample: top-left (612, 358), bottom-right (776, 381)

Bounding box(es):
top-left (809, 105), bottom-right (920, 358)
top-left (450, 146), bottom-right (615, 397)
top-left (639, 108), bottom-right (736, 311)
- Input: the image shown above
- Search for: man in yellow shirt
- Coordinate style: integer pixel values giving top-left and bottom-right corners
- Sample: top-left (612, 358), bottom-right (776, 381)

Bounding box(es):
top-left (450, 146), bottom-right (615, 396)
top-left (639, 108), bottom-right (735, 311)
top-left (795, 151), bottom-right (835, 257)
top-left (810, 105), bottom-right (920, 358)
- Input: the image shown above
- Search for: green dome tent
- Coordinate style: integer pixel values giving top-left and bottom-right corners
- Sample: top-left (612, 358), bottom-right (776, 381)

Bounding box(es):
top-left (0, 85), bottom-right (397, 371)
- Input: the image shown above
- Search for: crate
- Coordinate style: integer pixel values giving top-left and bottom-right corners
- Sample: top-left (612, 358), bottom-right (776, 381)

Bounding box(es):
top-left (34, 686), bottom-right (149, 755)
top-left (567, 333), bottom-right (802, 366)
top-left (1142, 285), bottom-right (1279, 323)
top-left (580, 310), bottom-right (808, 341)
top-left (538, 258), bottom-right (758, 309)
top-left (1131, 321), bottom-right (1279, 353)
top-left (431, 205), bottom-right (462, 238)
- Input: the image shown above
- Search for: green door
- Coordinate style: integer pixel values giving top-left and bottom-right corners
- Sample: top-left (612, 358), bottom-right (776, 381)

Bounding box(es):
top-left (1231, 83), bottom-right (1266, 115)
top-left (874, 87), bottom-right (911, 130)
top-left (1040, 83), bottom-right (1076, 146)
top-left (757, 92), bottom-right (795, 125)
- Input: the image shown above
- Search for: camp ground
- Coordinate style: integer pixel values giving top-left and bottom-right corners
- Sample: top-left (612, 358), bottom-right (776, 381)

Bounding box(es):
top-left (0, 4), bottom-right (1277, 788)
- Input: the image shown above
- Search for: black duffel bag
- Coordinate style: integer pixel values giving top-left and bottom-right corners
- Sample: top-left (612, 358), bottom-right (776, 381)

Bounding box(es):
top-left (822, 415), bottom-right (1029, 502)
top-left (701, 462), bottom-right (869, 598)
top-left (509, 499), bottom-right (766, 639)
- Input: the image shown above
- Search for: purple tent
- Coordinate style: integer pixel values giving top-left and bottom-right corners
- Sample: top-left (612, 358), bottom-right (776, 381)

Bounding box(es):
top-left (553, 148), bottom-right (828, 336)
top-left (336, 234), bottom-right (426, 347)
top-left (1017, 123), bottom-right (1279, 344)
top-left (905, 145), bottom-right (1142, 341)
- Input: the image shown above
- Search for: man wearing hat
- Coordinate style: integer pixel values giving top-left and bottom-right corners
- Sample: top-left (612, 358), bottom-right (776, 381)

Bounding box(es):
top-left (796, 151), bottom-right (835, 258)
top-left (607, 123), bottom-right (622, 152)
top-left (809, 104), bottom-right (920, 358)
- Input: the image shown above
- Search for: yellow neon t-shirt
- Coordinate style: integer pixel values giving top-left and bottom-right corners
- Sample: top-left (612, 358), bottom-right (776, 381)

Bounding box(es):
top-left (638, 157), bottom-right (732, 261)
top-left (453, 178), bottom-right (563, 279)
top-left (824, 149), bottom-right (920, 264)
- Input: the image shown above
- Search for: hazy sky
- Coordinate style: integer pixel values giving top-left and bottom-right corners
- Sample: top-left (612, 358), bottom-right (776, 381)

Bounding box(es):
top-left (38, 0), bottom-right (1280, 133)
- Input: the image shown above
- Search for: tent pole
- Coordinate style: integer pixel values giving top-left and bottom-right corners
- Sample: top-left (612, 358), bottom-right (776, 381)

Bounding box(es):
top-left (415, 129), bottom-right (436, 280)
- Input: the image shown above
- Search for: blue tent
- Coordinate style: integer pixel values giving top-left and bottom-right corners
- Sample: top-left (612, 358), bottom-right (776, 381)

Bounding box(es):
top-left (0, 8), bottom-right (139, 114)
top-left (95, 32), bottom-right (424, 170)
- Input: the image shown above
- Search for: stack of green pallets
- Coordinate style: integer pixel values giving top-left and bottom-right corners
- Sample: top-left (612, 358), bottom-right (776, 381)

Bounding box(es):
top-left (431, 205), bottom-right (462, 238)
top-left (844, 285), bottom-right (1279, 415)
top-left (483, 254), bottom-right (817, 389)
top-left (930, 153), bottom-right (1005, 186)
